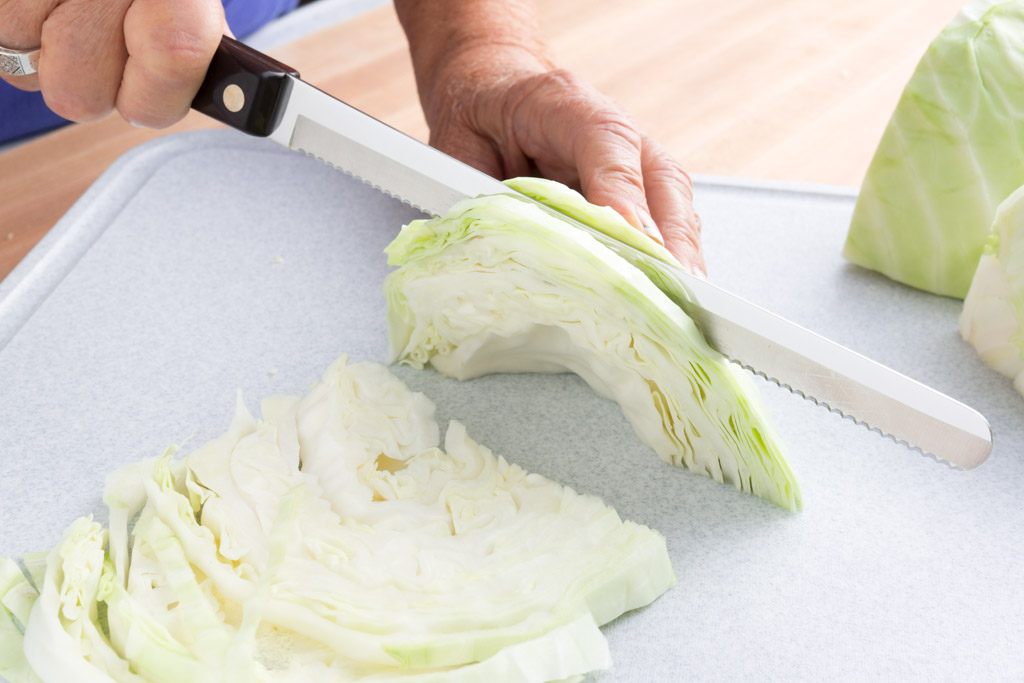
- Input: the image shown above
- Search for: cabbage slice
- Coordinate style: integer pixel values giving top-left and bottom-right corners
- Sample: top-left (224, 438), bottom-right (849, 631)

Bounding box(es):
top-left (3, 356), bottom-right (673, 682)
top-left (843, 0), bottom-right (1024, 298)
top-left (385, 178), bottom-right (800, 511)
top-left (960, 184), bottom-right (1024, 395)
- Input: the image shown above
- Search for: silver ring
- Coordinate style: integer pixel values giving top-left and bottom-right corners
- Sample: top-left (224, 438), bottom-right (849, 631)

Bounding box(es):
top-left (0, 45), bottom-right (40, 77)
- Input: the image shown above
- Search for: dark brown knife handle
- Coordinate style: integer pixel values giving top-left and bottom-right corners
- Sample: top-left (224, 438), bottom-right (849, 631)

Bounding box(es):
top-left (191, 36), bottom-right (299, 137)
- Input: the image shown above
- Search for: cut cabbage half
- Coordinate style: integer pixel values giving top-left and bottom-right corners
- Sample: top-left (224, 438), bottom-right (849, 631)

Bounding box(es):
top-left (0, 356), bottom-right (674, 682)
top-left (960, 184), bottom-right (1024, 395)
top-left (844, 0), bottom-right (1024, 298)
top-left (385, 177), bottom-right (801, 511)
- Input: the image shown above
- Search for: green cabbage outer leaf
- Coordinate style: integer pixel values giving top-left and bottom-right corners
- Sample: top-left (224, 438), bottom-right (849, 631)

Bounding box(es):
top-left (505, 176), bottom-right (681, 267)
top-left (384, 178), bottom-right (800, 511)
top-left (960, 183), bottom-right (1024, 395)
top-left (2, 355), bottom-right (674, 682)
top-left (843, 0), bottom-right (1024, 298)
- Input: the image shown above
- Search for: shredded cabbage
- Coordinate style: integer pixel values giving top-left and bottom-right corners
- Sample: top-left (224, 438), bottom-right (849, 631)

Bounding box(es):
top-left (1, 356), bottom-right (674, 682)
top-left (385, 177), bottom-right (800, 511)
top-left (843, 0), bottom-right (1024, 298)
top-left (960, 184), bottom-right (1024, 395)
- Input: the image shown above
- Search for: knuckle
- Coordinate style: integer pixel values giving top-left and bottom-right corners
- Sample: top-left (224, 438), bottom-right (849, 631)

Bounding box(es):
top-left (662, 210), bottom-right (703, 245)
top-left (133, 27), bottom-right (211, 76)
top-left (648, 164), bottom-right (694, 202)
top-left (124, 1), bottom-right (220, 80)
top-left (589, 164), bottom-right (644, 193)
top-left (652, 155), bottom-right (688, 182)
top-left (645, 145), bottom-right (688, 180)
top-left (644, 146), bottom-right (695, 202)
top-left (587, 113), bottom-right (641, 148)
top-left (540, 68), bottom-right (586, 93)
top-left (2, 0), bottom-right (53, 41)
top-left (667, 231), bottom-right (702, 265)
top-left (531, 68), bottom-right (620, 120)
top-left (578, 120), bottom-right (645, 194)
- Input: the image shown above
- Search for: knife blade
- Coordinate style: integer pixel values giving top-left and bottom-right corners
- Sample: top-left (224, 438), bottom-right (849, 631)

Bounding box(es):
top-left (191, 37), bottom-right (992, 469)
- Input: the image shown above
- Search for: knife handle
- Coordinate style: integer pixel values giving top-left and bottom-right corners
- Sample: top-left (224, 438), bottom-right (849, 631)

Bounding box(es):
top-left (192, 36), bottom-right (299, 137)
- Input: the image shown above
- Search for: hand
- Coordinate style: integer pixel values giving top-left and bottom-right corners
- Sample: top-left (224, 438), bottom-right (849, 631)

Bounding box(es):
top-left (0, 0), bottom-right (226, 128)
top-left (418, 46), bottom-right (706, 276)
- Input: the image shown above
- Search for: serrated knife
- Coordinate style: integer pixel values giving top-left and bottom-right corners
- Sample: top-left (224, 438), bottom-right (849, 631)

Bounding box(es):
top-left (191, 37), bottom-right (992, 469)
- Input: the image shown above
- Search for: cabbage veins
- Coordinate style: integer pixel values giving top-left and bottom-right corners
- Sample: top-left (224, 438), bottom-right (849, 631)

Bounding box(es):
top-left (385, 178), bottom-right (801, 511)
top-left (844, 0), bottom-right (1024, 298)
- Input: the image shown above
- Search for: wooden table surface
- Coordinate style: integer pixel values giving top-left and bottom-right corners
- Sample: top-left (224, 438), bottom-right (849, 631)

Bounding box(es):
top-left (0, 0), bottom-right (964, 282)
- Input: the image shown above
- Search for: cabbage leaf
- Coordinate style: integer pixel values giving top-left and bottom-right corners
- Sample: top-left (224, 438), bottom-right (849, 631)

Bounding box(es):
top-left (960, 184), bottom-right (1024, 395)
top-left (843, 0), bottom-right (1024, 298)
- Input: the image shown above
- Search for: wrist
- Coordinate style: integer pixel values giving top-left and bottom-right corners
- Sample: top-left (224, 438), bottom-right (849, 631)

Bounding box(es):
top-left (394, 0), bottom-right (555, 129)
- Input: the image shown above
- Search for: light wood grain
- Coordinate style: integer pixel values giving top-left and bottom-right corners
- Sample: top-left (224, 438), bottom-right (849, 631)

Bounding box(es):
top-left (0, 0), bottom-right (964, 281)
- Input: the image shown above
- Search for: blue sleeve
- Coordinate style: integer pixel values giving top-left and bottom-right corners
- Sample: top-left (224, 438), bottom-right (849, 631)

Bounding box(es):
top-left (0, 0), bottom-right (300, 145)
top-left (223, 0), bottom-right (300, 42)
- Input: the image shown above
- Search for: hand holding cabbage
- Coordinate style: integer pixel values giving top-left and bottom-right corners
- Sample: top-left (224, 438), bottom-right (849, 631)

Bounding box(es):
top-left (393, 0), bottom-right (706, 275)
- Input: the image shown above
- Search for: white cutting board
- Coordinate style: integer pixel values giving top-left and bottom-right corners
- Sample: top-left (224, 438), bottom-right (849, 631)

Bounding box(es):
top-left (1, 130), bottom-right (1021, 681)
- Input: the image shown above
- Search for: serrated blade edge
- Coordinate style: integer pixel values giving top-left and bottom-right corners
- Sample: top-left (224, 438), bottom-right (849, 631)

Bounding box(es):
top-left (270, 80), bottom-right (508, 216)
top-left (741, 364), bottom-right (973, 470)
top-left (675, 273), bottom-right (992, 469)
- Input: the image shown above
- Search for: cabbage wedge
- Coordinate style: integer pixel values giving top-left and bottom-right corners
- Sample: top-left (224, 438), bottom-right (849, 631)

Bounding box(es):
top-left (960, 184), bottom-right (1024, 395)
top-left (385, 178), bottom-right (801, 511)
top-left (844, 0), bottom-right (1024, 298)
top-left (0, 357), bottom-right (674, 682)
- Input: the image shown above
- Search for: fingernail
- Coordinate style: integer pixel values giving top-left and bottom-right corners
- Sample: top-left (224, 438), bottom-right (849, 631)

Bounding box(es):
top-left (636, 206), bottom-right (665, 245)
top-left (641, 223), bottom-right (665, 245)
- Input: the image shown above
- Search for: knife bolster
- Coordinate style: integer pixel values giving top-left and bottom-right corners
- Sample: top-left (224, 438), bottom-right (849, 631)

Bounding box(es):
top-left (193, 36), bottom-right (300, 137)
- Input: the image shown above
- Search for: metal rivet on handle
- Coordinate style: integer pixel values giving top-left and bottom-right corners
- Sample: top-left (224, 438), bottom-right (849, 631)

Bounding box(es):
top-left (223, 84), bottom-right (245, 113)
